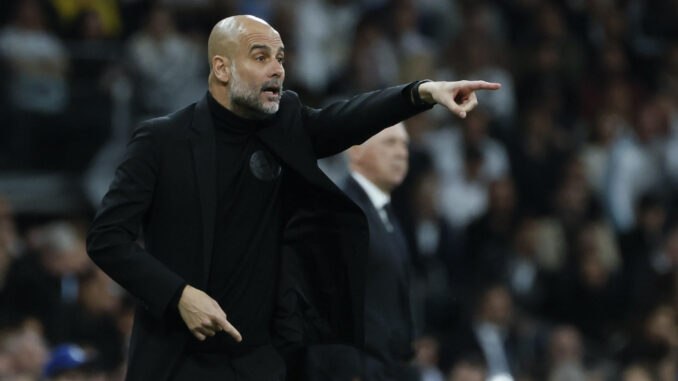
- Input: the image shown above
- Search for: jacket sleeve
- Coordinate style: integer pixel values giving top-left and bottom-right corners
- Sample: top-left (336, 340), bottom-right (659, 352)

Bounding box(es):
top-left (86, 122), bottom-right (186, 320)
top-left (301, 82), bottom-right (433, 158)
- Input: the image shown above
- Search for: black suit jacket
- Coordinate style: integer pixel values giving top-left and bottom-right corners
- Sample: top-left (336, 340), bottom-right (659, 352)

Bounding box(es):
top-left (341, 176), bottom-right (414, 365)
top-left (86, 84), bottom-right (430, 381)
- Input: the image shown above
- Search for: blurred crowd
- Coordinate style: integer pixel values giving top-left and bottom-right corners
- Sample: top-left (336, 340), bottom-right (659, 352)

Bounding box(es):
top-left (1, 0), bottom-right (678, 380)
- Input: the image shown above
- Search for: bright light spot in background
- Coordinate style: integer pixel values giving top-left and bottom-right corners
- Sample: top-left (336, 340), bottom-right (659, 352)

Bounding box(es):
top-left (489, 374), bottom-right (514, 381)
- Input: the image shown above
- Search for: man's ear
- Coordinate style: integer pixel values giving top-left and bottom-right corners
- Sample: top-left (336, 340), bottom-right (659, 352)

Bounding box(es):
top-left (212, 55), bottom-right (231, 83)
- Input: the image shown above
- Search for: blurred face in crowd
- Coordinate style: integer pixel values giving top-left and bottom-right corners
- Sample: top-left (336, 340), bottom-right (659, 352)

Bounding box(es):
top-left (349, 123), bottom-right (409, 194)
top-left (621, 365), bottom-right (654, 381)
top-left (0, 197), bottom-right (17, 253)
top-left (514, 218), bottom-right (537, 258)
top-left (14, 0), bottom-right (44, 30)
top-left (578, 251), bottom-right (609, 289)
top-left (593, 112), bottom-right (623, 146)
top-left (478, 285), bottom-right (512, 328)
top-left (3, 325), bottom-right (48, 377)
top-left (209, 16), bottom-right (285, 119)
top-left (548, 325), bottom-right (582, 366)
top-left (488, 177), bottom-right (515, 214)
top-left (638, 202), bottom-right (665, 234)
top-left (414, 336), bottom-right (439, 367)
top-left (662, 226), bottom-right (678, 266)
top-left (449, 362), bottom-right (486, 381)
top-left (147, 7), bottom-right (174, 39)
top-left (644, 304), bottom-right (678, 346)
top-left (31, 222), bottom-right (91, 277)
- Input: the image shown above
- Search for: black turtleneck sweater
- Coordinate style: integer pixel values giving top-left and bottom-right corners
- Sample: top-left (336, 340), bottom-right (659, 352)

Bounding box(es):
top-left (186, 92), bottom-right (284, 355)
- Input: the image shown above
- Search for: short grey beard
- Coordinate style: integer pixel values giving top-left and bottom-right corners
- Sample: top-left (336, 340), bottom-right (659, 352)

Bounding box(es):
top-left (229, 64), bottom-right (279, 116)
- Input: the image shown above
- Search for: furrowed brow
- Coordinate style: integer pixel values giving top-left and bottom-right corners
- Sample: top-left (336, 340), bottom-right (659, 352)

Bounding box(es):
top-left (249, 44), bottom-right (271, 53)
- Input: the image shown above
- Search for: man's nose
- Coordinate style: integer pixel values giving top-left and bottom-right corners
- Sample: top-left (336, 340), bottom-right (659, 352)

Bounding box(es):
top-left (270, 61), bottom-right (284, 78)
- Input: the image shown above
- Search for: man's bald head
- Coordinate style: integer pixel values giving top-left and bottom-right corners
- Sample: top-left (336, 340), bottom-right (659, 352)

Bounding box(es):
top-left (207, 15), bottom-right (285, 119)
top-left (207, 15), bottom-right (279, 71)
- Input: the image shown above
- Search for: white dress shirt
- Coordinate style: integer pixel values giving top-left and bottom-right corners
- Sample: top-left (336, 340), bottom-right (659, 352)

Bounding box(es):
top-left (351, 172), bottom-right (394, 231)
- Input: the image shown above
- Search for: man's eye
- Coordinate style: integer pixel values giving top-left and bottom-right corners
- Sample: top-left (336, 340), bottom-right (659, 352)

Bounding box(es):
top-left (256, 56), bottom-right (265, 61)
top-left (277, 57), bottom-right (285, 64)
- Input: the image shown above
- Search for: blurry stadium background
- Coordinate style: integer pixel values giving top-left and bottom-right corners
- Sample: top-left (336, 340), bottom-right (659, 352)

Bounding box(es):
top-left (1, 0), bottom-right (678, 380)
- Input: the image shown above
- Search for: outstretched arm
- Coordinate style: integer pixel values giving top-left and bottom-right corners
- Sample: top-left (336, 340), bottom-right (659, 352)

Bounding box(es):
top-left (302, 80), bottom-right (500, 158)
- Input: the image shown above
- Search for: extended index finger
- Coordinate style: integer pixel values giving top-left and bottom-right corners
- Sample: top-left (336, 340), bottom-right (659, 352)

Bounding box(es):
top-left (215, 315), bottom-right (242, 342)
top-left (458, 81), bottom-right (501, 91)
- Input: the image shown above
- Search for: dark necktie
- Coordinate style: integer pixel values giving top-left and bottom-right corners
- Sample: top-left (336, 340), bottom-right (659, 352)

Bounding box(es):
top-left (381, 202), bottom-right (396, 233)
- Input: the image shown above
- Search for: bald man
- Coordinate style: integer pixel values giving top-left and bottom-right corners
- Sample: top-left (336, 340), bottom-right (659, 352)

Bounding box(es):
top-left (87, 15), bottom-right (499, 381)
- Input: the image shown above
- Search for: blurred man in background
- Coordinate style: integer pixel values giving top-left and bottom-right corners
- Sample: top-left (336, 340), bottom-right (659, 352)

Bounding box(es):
top-left (307, 123), bottom-right (418, 380)
top-left (343, 123), bottom-right (418, 380)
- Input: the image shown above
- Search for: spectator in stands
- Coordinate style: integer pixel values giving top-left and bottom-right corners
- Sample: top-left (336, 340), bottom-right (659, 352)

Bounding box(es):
top-left (619, 303), bottom-right (678, 376)
top-left (51, 0), bottom-right (122, 38)
top-left (289, 0), bottom-right (359, 93)
top-left (547, 221), bottom-right (625, 342)
top-left (389, 0), bottom-right (435, 84)
top-left (465, 177), bottom-right (520, 288)
top-left (505, 216), bottom-right (550, 316)
top-left (0, 0), bottom-right (69, 115)
top-left (0, 196), bottom-right (22, 289)
top-left (620, 363), bottom-right (655, 381)
top-left (439, 144), bottom-right (488, 229)
top-left (0, 221), bottom-right (91, 342)
top-left (413, 336), bottom-right (445, 381)
top-left (619, 194), bottom-right (667, 315)
top-left (447, 355), bottom-right (486, 381)
top-left (398, 163), bottom-right (462, 336)
top-left (449, 4), bottom-right (516, 127)
top-left (62, 268), bottom-right (124, 373)
top-left (542, 325), bottom-right (585, 381)
top-left (425, 110), bottom-right (509, 229)
top-left (580, 111), bottom-right (624, 199)
top-left (426, 110), bottom-right (509, 191)
top-left (328, 11), bottom-right (398, 94)
top-left (644, 225), bottom-right (678, 305)
top-left (442, 284), bottom-right (527, 380)
top-left (0, 0), bottom-right (70, 169)
top-left (126, 6), bottom-right (206, 117)
top-left (606, 98), bottom-right (667, 232)
top-left (509, 106), bottom-right (569, 215)
top-left (0, 320), bottom-right (49, 380)
top-left (426, 110), bottom-right (510, 230)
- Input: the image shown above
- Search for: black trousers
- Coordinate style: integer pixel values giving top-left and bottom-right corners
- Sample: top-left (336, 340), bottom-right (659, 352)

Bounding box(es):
top-left (169, 344), bottom-right (286, 381)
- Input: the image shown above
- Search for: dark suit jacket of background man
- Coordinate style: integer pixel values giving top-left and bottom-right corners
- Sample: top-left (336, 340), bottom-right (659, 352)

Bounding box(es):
top-left (340, 175), bottom-right (417, 380)
top-left (303, 175), bottom-right (417, 380)
top-left (86, 83), bottom-right (432, 381)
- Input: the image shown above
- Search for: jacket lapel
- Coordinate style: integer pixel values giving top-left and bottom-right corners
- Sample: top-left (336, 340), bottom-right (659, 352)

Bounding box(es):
top-left (257, 117), bottom-right (343, 196)
top-left (189, 95), bottom-right (217, 288)
top-left (344, 176), bottom-right (382, 227)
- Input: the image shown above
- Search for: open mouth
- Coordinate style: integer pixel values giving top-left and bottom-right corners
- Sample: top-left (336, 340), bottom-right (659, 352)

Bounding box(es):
top-left (262, 85), bottom-right (281, 97)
